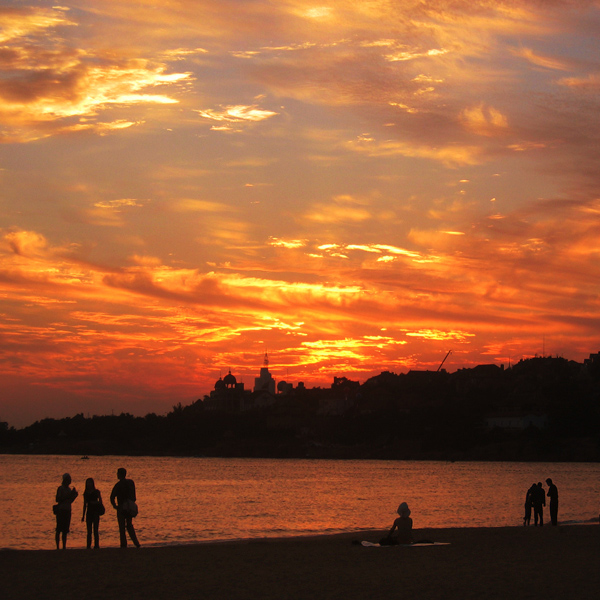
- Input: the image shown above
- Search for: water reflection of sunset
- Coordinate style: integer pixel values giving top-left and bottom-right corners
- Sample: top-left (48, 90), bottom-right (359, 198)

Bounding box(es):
top-left (3, 456), bottom-right (599, 549)
top-left (2, 1), bottom-right (600, 426)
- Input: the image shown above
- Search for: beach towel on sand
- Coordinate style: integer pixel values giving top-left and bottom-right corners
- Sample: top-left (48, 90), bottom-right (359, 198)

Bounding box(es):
top-left (360, 541), bottom-right (450, 547)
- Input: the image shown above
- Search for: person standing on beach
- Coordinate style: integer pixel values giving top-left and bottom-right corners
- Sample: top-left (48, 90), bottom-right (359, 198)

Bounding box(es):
top-left (546, 478), bottom-right (559, 526)
top-left (82, 478), bottom-right (104, 549)
top-left (54, 473), bottom-right (78, 549)
top-left (110, 467), bottom-right (140, 548)
top-left (524, 483), bottom-right (536, 526)
top-left (533, 481), bottom-right (545, 526)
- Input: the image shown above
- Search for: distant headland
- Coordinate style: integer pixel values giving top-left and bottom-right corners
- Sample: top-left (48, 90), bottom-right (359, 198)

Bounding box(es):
top-left (2, 352), bottom-right (600, 461)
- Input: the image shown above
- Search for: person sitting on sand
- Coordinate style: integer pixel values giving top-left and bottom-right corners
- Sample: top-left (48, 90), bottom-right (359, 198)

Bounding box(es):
top-left (380, 502), bottom-right (413, 545)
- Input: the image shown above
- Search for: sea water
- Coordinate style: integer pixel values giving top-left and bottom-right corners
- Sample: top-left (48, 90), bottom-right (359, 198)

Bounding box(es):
top-left (1, 455), bottom-right (599, 550)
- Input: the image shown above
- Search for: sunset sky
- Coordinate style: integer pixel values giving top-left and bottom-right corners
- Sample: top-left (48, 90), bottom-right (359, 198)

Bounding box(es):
top-left (2, 1), bottom-right (600, 427)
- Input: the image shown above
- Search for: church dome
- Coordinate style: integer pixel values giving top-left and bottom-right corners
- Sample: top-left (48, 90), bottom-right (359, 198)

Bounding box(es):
top-left (223, 370), bottom-right (237, 387)
top-left (214, 378), bottom-right (225, 390)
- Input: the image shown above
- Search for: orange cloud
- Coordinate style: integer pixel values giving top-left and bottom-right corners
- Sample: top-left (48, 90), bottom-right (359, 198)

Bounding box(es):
top-left (3, 2), bottom-right (600, 426)
top-left (461, 104), bottom-right (509, 137)
top-left (196, 104), bottom-right (279, 123)
top-left (558, 74), bottom-right (600, 90)
top-left (0, 6), bottom-right (74, 44)
top-left (0, 8), bottom-right (191, 142)
top-left (512, 47), bottom-right (573, 71)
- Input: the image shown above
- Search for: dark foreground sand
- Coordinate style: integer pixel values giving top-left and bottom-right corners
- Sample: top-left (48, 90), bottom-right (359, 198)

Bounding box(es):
top-left (2, 525), bottom-right (599, 600)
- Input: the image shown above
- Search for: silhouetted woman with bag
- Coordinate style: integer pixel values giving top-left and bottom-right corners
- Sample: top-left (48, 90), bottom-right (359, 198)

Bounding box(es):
top-left (82, 477), bottom-right (104, 549)
top-left (54, 473), bottom-right (78, 549)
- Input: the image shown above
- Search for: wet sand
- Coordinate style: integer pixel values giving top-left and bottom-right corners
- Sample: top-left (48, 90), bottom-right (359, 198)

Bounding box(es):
top-left (2, 525), bottom-right (599, 600)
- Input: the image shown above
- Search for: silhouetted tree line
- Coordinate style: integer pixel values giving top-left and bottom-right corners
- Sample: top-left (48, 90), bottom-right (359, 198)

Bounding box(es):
top-left (2, 356), bottom-right (600, 460)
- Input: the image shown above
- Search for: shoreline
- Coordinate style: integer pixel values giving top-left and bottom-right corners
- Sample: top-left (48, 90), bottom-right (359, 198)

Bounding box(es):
top-left (3, 519), bottom-right (598, 553)
top-left (2, 519), bottom-right (599, 553)
top-left (3, 525), bottom-right (599, 599)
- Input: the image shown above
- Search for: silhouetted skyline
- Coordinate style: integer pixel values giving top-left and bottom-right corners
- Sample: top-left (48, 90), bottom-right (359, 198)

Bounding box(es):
top-left (3, 353), bottom-right (599, 461)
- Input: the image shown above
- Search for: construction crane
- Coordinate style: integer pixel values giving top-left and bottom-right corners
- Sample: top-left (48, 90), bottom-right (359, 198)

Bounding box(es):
top-left (437, 350), bottom-right (452, 372)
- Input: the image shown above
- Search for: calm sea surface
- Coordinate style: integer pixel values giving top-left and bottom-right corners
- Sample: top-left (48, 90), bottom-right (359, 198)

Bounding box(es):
top-left (1, 455), bottom-right (599, 550)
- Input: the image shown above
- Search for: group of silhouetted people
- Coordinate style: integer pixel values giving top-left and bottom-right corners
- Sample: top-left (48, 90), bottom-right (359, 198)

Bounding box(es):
top-left (53, 467), bottom-right (140, 549)
top-left (523, 478), bottom-right (559, 526)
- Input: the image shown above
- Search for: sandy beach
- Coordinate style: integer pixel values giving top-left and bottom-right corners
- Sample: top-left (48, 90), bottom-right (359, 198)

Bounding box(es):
top-left (2, 525), bottom-right (598, 600)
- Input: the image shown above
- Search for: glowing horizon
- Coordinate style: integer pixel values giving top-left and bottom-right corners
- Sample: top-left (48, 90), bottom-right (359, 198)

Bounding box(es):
top-left (2, 1), bottom-right (600, 427)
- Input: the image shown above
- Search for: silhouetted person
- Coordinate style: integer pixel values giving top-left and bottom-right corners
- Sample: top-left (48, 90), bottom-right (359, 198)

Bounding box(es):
top-left (82, 477), bottom-right (104, 549)
top-left (54, 473), bottom-right (78, 549)
top-left (546, 478), bottom-right (559, 526)
top-left (380, 502), bottom-right (413, 545)
top-left (524, 483), bottom-right (536, 526)
top-left (533, 481), bottom-right (545, 526)
top-left (110, 467), bottom-right (140, 548)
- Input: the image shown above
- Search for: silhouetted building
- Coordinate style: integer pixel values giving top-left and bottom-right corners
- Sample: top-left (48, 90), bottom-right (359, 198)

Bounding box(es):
top-left (205, 356), bottom-right (281, 412)
top-left (583, 351), bottom-right (600, 379)
top-left (205, 370), bottom-right (247, 411)
top-left (254, 352), bottom-right (276, 394)
top-left (318, 376), bottom-right (360, 415)
top-left (277, 380), bottom-right (294, 395)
